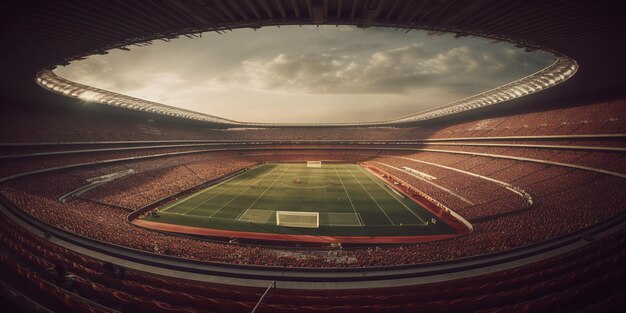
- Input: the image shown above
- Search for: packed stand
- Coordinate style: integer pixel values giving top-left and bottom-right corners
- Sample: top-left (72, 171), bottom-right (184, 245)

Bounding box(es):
top-left (1, 148), bottom-right (625, 267)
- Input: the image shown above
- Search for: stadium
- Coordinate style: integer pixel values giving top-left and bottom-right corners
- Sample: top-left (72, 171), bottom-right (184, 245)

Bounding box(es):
top-left (1, 1), bottom-right (625, 312)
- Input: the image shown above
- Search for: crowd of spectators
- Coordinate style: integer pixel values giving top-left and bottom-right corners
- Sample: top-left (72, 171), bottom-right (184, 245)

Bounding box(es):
top-left (0, 98), bottom-right (624, 267)
top-left (419, 145), bottom-right (626, 174)
top-left (416, 99), bottom-right (626, 139)
top-left (438, 139), bottom-right (626, 148)
top-left (1, 99), bottom-right (624, 143)
top-left (1, 147), bottom-right (624, 267)
top-left (0, 146), bottom-right (231, 178)
top-left (81, 153), bottom-right (256, 210)
top-left (3, 205), bottom-right (623, 312)
top-left (366, 157), bottom-right (531, 221)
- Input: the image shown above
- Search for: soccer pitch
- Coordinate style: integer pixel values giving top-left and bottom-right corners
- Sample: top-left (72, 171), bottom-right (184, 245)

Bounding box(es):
top-left (141, 163), bottom-right (456, 239)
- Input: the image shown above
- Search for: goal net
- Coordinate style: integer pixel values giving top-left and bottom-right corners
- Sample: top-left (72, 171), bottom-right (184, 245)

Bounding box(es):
top-left (307, 161), bottom-right (322, 168)
top-left (276, 211), bottom-right (320, 228)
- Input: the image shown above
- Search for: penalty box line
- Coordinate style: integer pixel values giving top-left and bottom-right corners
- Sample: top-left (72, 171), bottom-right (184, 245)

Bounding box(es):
top-left (237, 208), bottom-right (275, 224)
top-left (237, 209), bottom-right (363, 227)
top-left (234, 166), bottom-right (290, 220)
top-left (206, 165), bottom-right (280, 218)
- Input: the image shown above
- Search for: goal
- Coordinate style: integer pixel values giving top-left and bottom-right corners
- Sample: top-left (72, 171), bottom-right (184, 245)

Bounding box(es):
top-left (276, 211), bottom-right (320, 228)
top-left (307, 161), bottom-right (322, 168)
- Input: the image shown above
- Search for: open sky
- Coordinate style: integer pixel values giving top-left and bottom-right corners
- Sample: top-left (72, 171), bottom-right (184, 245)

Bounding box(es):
top-left (55, 26), bottom-right (555, 123)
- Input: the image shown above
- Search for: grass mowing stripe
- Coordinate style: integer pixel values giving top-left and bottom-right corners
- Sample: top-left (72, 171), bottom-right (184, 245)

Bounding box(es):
top-left (235, 165), bottom-right (291, 220)
top-left (204, 165), bottom-right (278, 218)
top-left (179, 165), bottom-right (270, 215)
top-left (162, 164), bottom-right (265, 212)
top-left (147, 163), bottom-right (458, 237)
top-left (357, 165), bottom-right (427, 225)
top-left (334, 166), bottom-right (363, 226)
top-left (345, 165), bottom-right (395, 225)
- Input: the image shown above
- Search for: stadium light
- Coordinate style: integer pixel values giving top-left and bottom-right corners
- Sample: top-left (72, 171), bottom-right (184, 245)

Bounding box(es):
top-left (35, 53), bottom-right (577, 127)
top-left (78, 90), bottom-right (100, 102)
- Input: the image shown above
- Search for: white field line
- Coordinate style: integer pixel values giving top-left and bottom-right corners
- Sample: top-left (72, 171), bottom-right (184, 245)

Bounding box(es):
top-left (325, 218), bottom-right (364, 227)
top-left (357, 165), bottom-right (427, 225)
top-left (346, 166), bottom-right (395, 225)
top-left (334, 166), bottom-right (364, 226)
top-left (234, 166), bottom-right (290, 220)
top-left (167, 212), bottom-right (241, 221)
top-left (161, 174), bottom-right (239, 212)
top-left (174, 166), bottom-right (268, 214)
top-left (204, 166), bottom-right (279, 218)
top-left (162, 165), bottom-right (264, 212)
top-left (236, 208), bottom-right (275, 223)
top-left (236, 208), bottom-right (254, 222)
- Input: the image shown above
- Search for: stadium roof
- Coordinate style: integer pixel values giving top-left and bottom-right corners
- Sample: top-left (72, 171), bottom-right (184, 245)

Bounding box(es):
top-left (1, 0), bottom-right (625, 128)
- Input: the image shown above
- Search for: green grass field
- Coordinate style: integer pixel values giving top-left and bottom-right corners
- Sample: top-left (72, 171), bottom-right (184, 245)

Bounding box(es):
top-left (142, 163), bottom-right (456, 238)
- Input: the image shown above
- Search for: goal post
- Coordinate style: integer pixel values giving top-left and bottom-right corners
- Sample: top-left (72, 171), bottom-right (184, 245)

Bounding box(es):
top-left (307, 161), bottom-right (322, 168)
top-left (276, 211), bottom-right (320, 228)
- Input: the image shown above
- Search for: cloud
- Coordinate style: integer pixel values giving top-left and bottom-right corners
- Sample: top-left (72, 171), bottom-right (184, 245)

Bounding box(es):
top-left (236, 43), bottom-right (542, 95)
top-left (56, 57), bottom-right (148, 92)
top-left (330, 42), bottom-right (384, 54)
top-left (53, 25), bottom-right (555, 123)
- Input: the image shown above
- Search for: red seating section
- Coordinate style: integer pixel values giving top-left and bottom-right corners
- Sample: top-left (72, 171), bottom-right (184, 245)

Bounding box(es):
top-left (1, 212), bottom-right (624, 312)
top-left (1, 98), bottom-right (625, 310)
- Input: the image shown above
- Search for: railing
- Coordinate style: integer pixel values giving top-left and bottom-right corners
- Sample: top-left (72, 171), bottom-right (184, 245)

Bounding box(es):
top-left (251, 281), bottom-right (276, 313)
